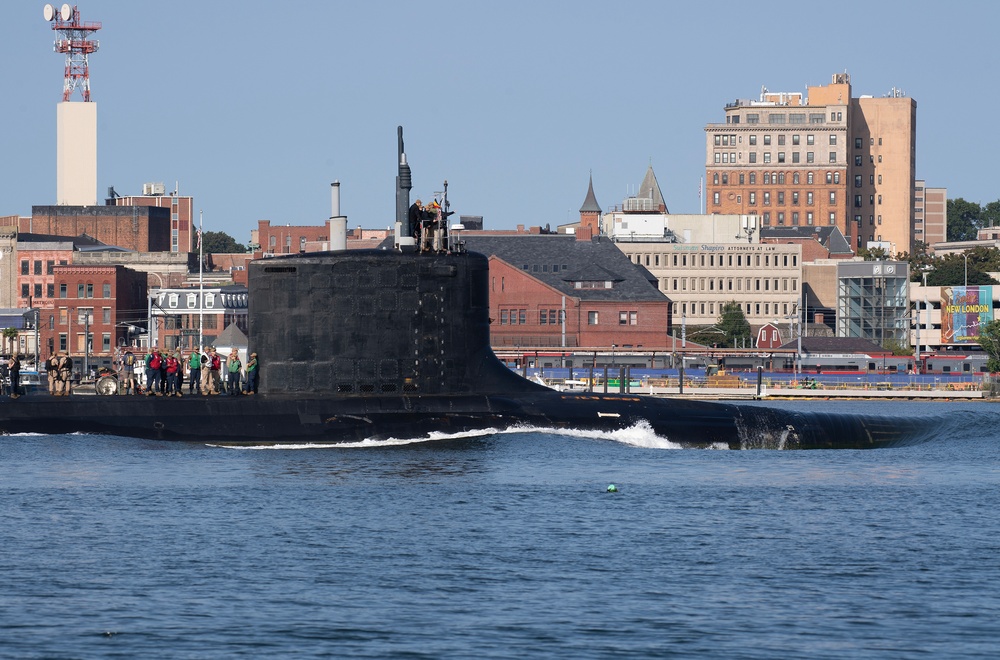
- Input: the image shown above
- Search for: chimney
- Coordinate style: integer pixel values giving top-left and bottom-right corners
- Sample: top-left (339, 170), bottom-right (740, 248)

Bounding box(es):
top-left (576, 225), bottom-right (593, 241)
top-left (330, 180), bottom-right (347, 250)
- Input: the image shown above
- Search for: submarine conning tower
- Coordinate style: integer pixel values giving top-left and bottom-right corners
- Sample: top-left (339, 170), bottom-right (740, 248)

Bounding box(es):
top-left (248, 249), bottom-right (543, 397)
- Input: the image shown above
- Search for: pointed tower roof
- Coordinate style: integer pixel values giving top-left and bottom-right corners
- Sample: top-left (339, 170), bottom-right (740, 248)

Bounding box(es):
top-left (637, 165), bottom-right (667, 213)
top-left (579, 174), bottom-right (602, 214)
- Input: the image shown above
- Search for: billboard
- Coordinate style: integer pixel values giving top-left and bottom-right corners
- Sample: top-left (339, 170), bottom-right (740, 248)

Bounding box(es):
top-left (942, 286), bottom-right (994, 344)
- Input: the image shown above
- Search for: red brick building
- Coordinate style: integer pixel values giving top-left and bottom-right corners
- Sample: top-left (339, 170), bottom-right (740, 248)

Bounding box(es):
top-left (252, 220), bottom-right (333, 257)
top-left (28, 205), bottom-right (171, 252)
top-left (48, 264), bottom-right (147, 369)
top-left (112, 188), bottom-right (195, 253)
top-left (462, 233), bottom-right (672, 350)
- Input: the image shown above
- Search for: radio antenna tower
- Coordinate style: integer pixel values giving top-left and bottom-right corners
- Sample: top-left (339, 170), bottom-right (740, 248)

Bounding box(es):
top-left (43, 3), bottom-right (101, 102)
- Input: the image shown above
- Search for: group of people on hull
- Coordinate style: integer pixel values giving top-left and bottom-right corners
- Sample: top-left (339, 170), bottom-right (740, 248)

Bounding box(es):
top-left (408, 198), bottom-right (447, 253)
top-left (117, 346), bottom-right (258, 397)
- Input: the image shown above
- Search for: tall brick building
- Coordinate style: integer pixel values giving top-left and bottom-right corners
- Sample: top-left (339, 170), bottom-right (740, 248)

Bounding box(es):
top-left (27, 205), bottom-right (171, 252)
top-left (47, 264), bottom-right (147, 369)
top-left (705, 72), bottom-right (916, 255)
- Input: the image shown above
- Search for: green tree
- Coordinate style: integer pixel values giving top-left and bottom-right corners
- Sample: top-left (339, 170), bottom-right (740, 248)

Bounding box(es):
top-left (201, 230), bottom-right (246, 254)
top-left (925, 251), bottom-right (999, 287)
top-left (857, 246), bottom-right (890, 261)
top-left (947, 198), bottom-right (982, 242)
top-left (717, 301), bottom-right (752, 348)
top-left (2, 327), bottom-right (18, 355)
top-left (881, 337), bottom-right (913, 356)
top-left (976, 319), bottom-right (1000, 373)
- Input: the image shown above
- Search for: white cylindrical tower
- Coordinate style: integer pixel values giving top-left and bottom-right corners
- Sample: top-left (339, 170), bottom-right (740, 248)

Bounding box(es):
top-left (330, 181), bottom-right (347, 251)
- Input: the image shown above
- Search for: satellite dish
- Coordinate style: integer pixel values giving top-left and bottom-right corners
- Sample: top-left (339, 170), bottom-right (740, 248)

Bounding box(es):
top-left (43, 4), bottom-right (55, 21)
top-left (60, 3), bottom-right (71, 21)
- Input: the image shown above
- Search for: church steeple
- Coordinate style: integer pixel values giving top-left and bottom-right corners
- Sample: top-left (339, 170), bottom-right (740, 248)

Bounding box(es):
top-left (579, 173), bottom-right (602, 236)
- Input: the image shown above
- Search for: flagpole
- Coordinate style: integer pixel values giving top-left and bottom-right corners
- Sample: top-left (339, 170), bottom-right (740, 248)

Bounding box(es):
top-left (198, 210), bottom-right (204, 352)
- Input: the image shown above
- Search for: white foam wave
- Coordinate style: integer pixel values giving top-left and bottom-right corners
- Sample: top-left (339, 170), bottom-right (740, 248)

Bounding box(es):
top-left (213, 420), bottom-right (701, 450)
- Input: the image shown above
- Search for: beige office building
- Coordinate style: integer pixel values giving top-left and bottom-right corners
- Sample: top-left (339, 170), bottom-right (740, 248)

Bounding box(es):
top-left (617, 241), bottom-right (803, 329)
top-left (705, 73), bottom-right (917, 256)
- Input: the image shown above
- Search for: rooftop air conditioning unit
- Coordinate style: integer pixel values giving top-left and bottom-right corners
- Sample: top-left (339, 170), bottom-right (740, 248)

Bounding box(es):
top-left (142, 182), bottom-right (166, 196)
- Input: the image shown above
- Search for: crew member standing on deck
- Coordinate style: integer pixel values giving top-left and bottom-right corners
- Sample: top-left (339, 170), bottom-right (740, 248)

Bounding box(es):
top-left (57, 352), bottom-right (73, 396)
top-left (188, 349), bottom-right (201, 395)
top-left (46, 351), bottom-right (59, 395)
top-left (226, 349), bottom-right (242, 395)
top-left (8, 354), bottom-right (20, 399)
top-left (245, 352), bottom-right (258, 394)
top-left (408, 199), bottom-right (424, 242)
top-left (121, 349), bottom-right (137, 395)
top-left (208, 347), bottom-right (222, 395)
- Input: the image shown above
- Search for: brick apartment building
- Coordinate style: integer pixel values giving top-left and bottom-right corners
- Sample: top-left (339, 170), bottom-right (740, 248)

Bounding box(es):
top-left (47, 264), bottom-right (148, 369)
top-left (111, 184), bottom-right (195, 253)
top-left (28, 205), bottom-right (171, 252)
top-left (705, 72), bottom-right (917, 255)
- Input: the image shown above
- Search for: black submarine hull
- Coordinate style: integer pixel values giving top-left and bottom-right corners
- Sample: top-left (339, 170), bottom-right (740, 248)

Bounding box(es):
top-left (0, 391), bottom-right (929, 450)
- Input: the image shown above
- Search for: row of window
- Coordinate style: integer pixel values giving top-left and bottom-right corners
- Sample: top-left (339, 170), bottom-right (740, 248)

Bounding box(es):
top-left (631, 252), bottom-right (798, 269)
top-left (715, 133), bottom-right (840, 147)
top-left (497, 309), bottom-right (638, 326)
top-left (666, 277), bottom-right (799, 293)
top-left (760, 211), bottom-right (837, 226)
top-left (53, 332), bottom-right (112, 353)
top-left (20, 259), bottom-right (67, 276)
top-left (674, 301), bottom-right (797, 318)
top-left (713, 171), bottom-right (840, 186)
top-left (20, 282), bottom-right (113, 300)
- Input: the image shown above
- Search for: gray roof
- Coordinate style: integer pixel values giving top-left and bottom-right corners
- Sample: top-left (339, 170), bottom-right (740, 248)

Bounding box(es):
top-left (637, 166), bottom-right (668, 213)
top-left (761, 226), bottom-right (853, 255)
top-left (779, 336), bottom-right (890, 354)
top-left (579, 174), bottom-right (602, 214)
top-left (214, 323), bottom-right (248, 348)
top-left (461, 234), bottom-right (668, 302)
top-left (17, 232), bottom-right (109, 249)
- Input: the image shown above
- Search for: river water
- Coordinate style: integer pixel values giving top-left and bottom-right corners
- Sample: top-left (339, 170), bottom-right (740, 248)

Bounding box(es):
top-left (1, 400), bottom-right (998, 658)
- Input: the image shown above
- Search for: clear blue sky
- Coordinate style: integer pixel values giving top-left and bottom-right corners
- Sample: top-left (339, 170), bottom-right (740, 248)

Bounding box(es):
top-left (3, 0), bottom-right (999, 243)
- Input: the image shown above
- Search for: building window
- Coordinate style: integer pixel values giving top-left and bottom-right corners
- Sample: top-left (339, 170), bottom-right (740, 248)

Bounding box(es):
top-left (749, 192), bottom-right (756, 206)
top-left (829, 212), bottom-right (836, 225)
top-left (748, 153), bottom-right (757, 163)
top-left (300, 237), bottom-right (307, 252)
top-left (749, 173), bottom-right (756, 184)
top-left (855, 195), bottom-right (863, 208)
top-left (807, 212), bottom-right (814, 225)
top-left (713, 192), bottom-right (720, 205)
top-left (588, 311), bottom-right (599, 325)
top-left (33, 283), bottom-right (42, 298)
top-left (86, 284), bottom-right (94, 298)
top-left (763, 153), bottom-right (771, 164)
top-left (46, 260), bottom-right (54, 275)
top-left (807, 192), bottom-right (814, 205)
top-left (829, 152), bottom-right (837, 163)
top-left (77, 284), bottom-right (85, 298)
top-left (763, 192), bottom-right (770, 206)
top-left (830, 192), bottom-right (837, 204)
top-left (20, 260), bottom-right (28, 276)
top-left (103, 307), bottom-right (111, 323)
top-left (103, 283), bottom-right (111, 298)
top-left (777, 212), bottom-right (785, 225)
top-left (778, 152), bottom-right (785, 163)
top-left (806, 152), bottom-right (814, 163)
top-left (777, 192), bottom-right (785, 204)
top-left (855, 175), bottom-right (862, 188)
top-left (749, 135), bottom-right (757, 145)
top-left (59, 284), bottom-right (67, 298)
top-left (807, 172), bottom-right (814, 184)
top-left (792, 192), bottom-right (799, 205)
top-left (47, 284), bottom-right (54, 298)
top-left (792, 212), bottom-right (799, 225)
top-left (764, 135), bottom-right (772, 145)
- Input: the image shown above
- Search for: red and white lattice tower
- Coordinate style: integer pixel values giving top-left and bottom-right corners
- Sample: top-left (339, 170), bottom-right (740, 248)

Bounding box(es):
top-left (44, 3), bottom-right (101, 102)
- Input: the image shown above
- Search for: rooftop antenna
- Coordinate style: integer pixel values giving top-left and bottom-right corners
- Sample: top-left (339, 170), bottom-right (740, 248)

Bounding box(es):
top-left (44, 4), bottom-right (102, 102)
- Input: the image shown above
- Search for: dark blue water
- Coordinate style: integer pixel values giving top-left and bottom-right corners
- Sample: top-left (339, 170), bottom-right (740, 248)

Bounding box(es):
top-left (2, 400), bottom-right (999, 658)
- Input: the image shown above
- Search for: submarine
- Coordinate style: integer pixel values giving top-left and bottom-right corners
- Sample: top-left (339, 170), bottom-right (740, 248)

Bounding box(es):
top-left (0, 129), bottom-right (936, 449)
